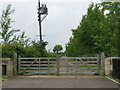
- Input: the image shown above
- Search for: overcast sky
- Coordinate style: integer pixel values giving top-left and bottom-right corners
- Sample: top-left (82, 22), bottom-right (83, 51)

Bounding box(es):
top-left (0, 0), bottom-right (102, 51)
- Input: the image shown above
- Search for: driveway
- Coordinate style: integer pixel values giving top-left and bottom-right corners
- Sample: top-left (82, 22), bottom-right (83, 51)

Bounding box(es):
top-left (2, 75), bottom-right (119, 89)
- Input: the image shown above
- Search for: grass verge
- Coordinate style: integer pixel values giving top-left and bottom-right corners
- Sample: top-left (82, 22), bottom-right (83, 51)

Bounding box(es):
top-left (1, 75), bottom-right (17, 81)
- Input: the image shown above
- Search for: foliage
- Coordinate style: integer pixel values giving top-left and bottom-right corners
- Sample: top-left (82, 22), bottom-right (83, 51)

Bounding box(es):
top-left (53, 45), bottom-right (63, 54)
top-left (0, 4), bottom-right (20, 44)
top-left (2, 43), bottom-right (24, 58)
top-left (2, 42), bottom-right (49, 58)
top-left (101, 2), bottom-right (120, 56)
top-left (47, 52), bottom-right (56, 57)
top-left (65, 2), bottom-right (120, 57)
top-left (22, 46), bottom-right (40, 57)
top-left (12, 32), bottom-right (31, 47)
top-left (31, 40), bottom-right (48, 57)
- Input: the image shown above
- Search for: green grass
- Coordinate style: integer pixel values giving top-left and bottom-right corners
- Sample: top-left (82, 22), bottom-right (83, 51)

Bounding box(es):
top-left (72, 62), bottom-right (84, 64)
top-left (107, 75), bottom-right (120, 83)
top-left (50, 63), bottom-right (56, 64)
top-left (21, 69), bottom-right (48, 70)
top-left (68, 59), bottom-right (74, 61)
top-left (71, 61), bottom-right (97, 70)
top-left (49, 66), bottom-right (55, 67)
top-left (1, 75), bottom-right (17, 81)
top-left (79, 66), bottom-right (97, 67)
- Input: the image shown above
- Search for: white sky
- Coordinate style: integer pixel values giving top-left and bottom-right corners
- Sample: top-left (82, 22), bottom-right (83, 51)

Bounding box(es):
top-left (0, 0), bottom-right (102, 51)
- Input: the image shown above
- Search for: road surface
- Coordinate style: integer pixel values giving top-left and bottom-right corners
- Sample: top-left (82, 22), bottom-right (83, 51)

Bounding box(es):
top-left (2, 75), bottom-right (119, 89)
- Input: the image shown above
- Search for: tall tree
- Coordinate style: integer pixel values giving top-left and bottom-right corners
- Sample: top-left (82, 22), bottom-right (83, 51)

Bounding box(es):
top-left (101, 2), bottom-right (120, 56)
top-left (0, 4), bottom-right (20, 44)
top-left (66, 3), bottom-right (112, 56)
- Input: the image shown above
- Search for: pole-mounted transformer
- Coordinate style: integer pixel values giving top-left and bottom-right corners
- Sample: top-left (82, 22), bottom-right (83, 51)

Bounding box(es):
top-left (39, 4), bottom-right (48, 15)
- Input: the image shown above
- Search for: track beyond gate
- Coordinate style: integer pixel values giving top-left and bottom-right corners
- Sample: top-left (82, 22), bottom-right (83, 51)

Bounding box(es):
top-left (18, 57), bottom-right (100, 75)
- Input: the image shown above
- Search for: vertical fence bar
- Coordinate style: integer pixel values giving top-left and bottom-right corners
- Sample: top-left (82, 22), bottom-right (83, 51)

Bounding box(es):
top-left (76, 59), bottom-right (77, 74)
top-left (78, 59), bottom-right (80, 74)
top-left (39, 59), bottom-right (41, 75)
top-left (48, 59), bottom-right (50, 75)
top-left (67, 59), bottom-right (68, 75)
top-left (18, 55), bottom-right (21, 74)
top-left (57, 58), bottom-right (59, 76)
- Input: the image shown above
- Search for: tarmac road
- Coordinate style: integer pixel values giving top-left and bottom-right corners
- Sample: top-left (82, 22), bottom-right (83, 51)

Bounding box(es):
top-left (2, 75), bottom-right (119, 88)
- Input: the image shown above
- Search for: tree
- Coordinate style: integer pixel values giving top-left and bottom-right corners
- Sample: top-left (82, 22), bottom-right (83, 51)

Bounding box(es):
top-left (53, 45), bottom-right (63, 54)
top-left (0, 4), bottom-right (20, 44)
top-left (66, 2), bottom-right (120, 57)
top-left (66, 3), bottom-right (115, 57)
top-left (101, 2), bottom-right (120, 56)
top-left (66, 3), bottom-right (105, 56)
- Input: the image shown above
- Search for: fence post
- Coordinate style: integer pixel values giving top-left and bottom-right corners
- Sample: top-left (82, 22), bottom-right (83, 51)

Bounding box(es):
top-left (100, 52), bottom-right (105, 75)
top-left (13, 52), bottom-right (17, 75)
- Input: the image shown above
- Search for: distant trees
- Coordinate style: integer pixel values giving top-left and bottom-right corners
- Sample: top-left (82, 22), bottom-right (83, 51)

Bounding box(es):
top-left (53, 45), bottom-right (63, 54)
top-left (65, 2), bottom-right (120, 57)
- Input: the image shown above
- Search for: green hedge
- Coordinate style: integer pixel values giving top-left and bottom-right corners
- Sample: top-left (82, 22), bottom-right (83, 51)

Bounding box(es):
top-left (1, 43), bottom-right (54, 58)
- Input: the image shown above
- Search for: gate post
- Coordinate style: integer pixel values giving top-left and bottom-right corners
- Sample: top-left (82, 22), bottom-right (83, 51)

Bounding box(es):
top-left (97, 54), bottom-right (100, 74)
top-left (13, 52), bottom-right (17, 75)
top-left (100, 52), bottom-right (105, 75)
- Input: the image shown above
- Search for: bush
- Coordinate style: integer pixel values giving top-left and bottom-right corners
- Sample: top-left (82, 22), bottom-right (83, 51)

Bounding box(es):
top-left (2, 43), bottom-right (24, 58)
top-left (1, 43), bottom-right (55, 58)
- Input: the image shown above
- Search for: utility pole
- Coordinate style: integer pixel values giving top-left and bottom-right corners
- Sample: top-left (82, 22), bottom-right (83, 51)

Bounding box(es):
top-left (38, 0), bottom-right (48, 45)
top-left (38, 0), bottom-right (42, 42)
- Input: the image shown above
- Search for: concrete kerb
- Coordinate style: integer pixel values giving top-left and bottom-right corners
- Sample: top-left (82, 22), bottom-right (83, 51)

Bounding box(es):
top-left (105, 76), bottom-right (120, 90)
